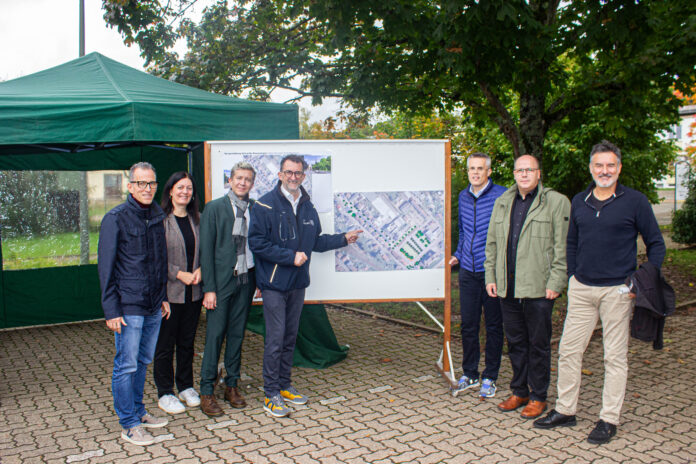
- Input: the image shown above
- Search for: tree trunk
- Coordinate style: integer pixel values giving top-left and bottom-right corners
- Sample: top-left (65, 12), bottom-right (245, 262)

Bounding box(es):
top-left (518, 91), bottom-right (547, 165)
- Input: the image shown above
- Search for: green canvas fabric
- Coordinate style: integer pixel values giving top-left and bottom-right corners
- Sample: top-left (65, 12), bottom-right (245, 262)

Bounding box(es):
top-left (246, 304), bottom-right (349, 369)
top-left (0, 52), bottom-right (298, 145)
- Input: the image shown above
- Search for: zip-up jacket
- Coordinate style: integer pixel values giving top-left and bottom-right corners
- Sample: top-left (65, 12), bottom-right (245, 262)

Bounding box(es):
top-left (567, 182), bottom-right (665, 286)
top-left (484, 184), bottom-right (571, 298)
top-left (98, 194), bottom-right (167, 320)
top-left (249, 181), bottom-right (347, 292)
top-left (454, 181), bottom-right (506, 272)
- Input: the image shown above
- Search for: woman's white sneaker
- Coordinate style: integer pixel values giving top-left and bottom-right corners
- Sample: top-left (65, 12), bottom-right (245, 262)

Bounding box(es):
top-left (178, 388), bottom-right (201, 407)
top-left (158, 394), bottom-right (186, 414)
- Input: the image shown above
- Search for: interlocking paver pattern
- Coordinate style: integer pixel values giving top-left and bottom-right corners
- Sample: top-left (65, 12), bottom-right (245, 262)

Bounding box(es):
top-left (1, 307), bottom-right (695, 463)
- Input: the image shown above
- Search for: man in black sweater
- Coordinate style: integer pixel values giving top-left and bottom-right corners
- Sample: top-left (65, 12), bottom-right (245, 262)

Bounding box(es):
top-left (534, 140), bottom-right (665, 444)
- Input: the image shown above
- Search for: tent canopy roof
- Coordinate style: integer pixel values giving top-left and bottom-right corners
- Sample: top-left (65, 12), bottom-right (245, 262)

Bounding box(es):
top-left (0, 52), bottom-right (298, 145)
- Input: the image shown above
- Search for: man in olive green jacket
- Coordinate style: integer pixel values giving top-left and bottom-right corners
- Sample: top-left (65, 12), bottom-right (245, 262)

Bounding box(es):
top-left (198, 162), bottom-right (257, 417)
top-left (484, 154), bottom-right (570, 420)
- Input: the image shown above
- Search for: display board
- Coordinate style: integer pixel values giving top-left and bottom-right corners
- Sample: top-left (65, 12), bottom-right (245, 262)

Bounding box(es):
top-left (204, 140), bottom-right (450, 303)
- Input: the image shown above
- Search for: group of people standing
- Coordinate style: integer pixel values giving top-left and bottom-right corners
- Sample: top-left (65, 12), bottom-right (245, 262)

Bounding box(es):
top-left (451, 140), bottom-right (665, 445)
top-left (98, 156), bottom-right (360, 445)
top-left (98, 140), bottom-right (664, 447)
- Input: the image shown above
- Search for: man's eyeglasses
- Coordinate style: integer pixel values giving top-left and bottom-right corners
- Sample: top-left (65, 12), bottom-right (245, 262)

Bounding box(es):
top-left (282, 170), bottom-right (305, 178)
top-left (131, 180), bottom-right (159, 190)
top-left (513, 168), bottom-right (538, 175)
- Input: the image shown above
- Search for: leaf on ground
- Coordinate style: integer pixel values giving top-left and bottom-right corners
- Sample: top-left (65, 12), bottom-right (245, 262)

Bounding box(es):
top-left (678, 358), bottom-right (685, 364)
top-left (414, 333), bottom-right (424, 337)
top-left (643, 360), bottom-right (652, 365)
top-left (550, 367), bottom-right (557, 372)
top-left (380, 358), bottom-right (392, 363)
top-left (633, 393), bottom-right (641, 398)
top-left (663, 347), bottom-right (671, 352)
top-left (582, 369), bottom-right (593, 375)
top-left (664, 339), bottom-right (673, 344)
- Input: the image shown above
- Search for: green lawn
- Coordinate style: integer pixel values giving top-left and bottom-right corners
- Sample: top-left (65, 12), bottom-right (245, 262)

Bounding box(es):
top-left (2, 232), bottom-right (99, 270)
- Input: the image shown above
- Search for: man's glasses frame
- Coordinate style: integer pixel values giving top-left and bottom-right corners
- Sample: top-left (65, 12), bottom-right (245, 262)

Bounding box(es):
top-left (281, 170), bottom-right (305, 178)
top-left (131, 180), bottom-right (159, 190)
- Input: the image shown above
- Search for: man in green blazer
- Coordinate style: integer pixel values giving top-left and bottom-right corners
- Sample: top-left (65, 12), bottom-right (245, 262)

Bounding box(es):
top-left (199, 161), bottom-right (257, 417)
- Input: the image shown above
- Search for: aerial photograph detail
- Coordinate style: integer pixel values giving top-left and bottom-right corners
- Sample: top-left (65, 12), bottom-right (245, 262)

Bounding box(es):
top-left (334, 191), bottom-right (445, 272)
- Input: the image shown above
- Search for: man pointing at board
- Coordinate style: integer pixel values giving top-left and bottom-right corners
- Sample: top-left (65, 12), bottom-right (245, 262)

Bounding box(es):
top-left (249, 154), bottom-right (362, 418)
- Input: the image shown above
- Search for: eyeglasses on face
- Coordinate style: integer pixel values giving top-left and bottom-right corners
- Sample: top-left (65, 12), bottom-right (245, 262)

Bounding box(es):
top-left (281, 170), bottom-right (305, 178)
top-left (131, 180), bottom-right (159, 190)
top-left (513, 168), bottom-right (538, 175)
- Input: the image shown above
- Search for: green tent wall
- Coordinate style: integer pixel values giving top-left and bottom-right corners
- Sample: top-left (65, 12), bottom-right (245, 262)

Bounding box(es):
top-left (0, 53), bottom-right (299, 329)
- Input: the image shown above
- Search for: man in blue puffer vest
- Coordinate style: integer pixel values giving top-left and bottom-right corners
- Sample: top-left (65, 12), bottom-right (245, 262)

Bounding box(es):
top-left (249, 154), bottom-right (362, 418)
top-left (449, 152), bottom-right (506, 398)
top-left (98, 162), bottom-right (171, 446)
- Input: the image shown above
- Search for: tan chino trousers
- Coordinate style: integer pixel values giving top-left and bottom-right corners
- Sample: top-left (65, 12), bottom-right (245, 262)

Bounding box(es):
top-left (555, 276), bottom-right (634, 425)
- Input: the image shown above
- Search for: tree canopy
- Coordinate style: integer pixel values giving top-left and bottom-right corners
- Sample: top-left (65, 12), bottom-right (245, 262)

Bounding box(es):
top-left (104, 0), bottom-right (696, 200)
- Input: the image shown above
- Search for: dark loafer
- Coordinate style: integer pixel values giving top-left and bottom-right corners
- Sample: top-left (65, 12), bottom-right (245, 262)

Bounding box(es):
top-left (587, 420), bottom-right (617, 444)
top-left (533, 409), bottom-right (577, 429)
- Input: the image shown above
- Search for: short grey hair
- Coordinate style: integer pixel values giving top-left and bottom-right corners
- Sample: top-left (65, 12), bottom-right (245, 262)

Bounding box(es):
top-left (129, 162), bottom-right (156, 181)
top-left (590, 140), bottom-right (622, 164)
top-left (466, 152), bottom-right (491, 169)
top-left (280, 154), bottom-right (308, 172)
top-left (230, 161), bottom-right (256, 183)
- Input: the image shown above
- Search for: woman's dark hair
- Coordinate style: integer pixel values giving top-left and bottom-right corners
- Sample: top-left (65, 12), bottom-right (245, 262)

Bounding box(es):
top-left (160, 171), bottom-right (200, 224)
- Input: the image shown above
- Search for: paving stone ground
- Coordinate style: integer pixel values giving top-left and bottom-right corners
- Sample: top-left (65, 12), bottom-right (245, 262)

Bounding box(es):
top-left (1, 307), bottom-right (695, 463)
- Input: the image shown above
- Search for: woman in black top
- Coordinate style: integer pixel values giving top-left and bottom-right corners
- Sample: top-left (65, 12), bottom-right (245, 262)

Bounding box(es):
top-left (153, 172), bottom-right (203, 414)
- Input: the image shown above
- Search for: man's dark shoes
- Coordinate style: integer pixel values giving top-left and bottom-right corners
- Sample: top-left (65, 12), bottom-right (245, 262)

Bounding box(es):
top-left (224, 386), bottom-right (247, 409)
top-left (200, 394), bottom-right (224, 417)
top-left (497, 395), bottom-right (529, 412)
top-left (587, 420), bottom-right (617, 444)
top-left (533, 409), bottom-right (577, 429)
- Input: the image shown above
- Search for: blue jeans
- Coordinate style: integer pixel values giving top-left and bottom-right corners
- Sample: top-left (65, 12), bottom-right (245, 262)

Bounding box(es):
top-left (112, 313), bottom-right (162, 429)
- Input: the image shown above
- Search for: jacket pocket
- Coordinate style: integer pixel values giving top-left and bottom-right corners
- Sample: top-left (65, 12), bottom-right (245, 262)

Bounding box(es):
top-left (119, 278), bottom-right (147, 305)
top-left (530, 218), bottom-right (551, 238)
top-left (124, 226), bottom-right (146, 255)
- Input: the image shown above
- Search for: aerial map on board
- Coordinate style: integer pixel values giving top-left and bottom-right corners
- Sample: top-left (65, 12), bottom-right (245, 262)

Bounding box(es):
top-left (221, 153), bottom-right (332, 212)
top-left (334, 191), bottom-right (445, 272)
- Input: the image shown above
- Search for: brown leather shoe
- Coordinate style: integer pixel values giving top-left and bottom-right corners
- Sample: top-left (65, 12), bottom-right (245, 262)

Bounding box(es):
top-left (224, 386), bottom-right (247, 409)
top-left (200, 394), bottom-right (224, 417)
top-left (497, 395), bottom-right (530, 412)
top-left (521, 400), bottom-right (547, 419)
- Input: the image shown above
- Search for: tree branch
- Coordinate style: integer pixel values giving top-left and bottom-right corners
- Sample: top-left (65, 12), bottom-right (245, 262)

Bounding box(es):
top-left (478, 81), bottom-right (522, 157)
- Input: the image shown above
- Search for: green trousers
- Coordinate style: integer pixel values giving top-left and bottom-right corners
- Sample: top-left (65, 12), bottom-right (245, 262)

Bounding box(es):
top-left (199, 275), bottom-right (255, 395)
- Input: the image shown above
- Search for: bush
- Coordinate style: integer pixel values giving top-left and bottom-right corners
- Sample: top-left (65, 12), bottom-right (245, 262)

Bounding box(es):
top-left (672, 177), bottom-right (696, 245)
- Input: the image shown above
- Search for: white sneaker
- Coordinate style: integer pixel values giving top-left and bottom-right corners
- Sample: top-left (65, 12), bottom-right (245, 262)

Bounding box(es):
top-left (178, 388), bottom-right (201, 407)
top-left (121, 425), bottom-right (154, 446)
top-left (158, 394), bottom-right (186, 414)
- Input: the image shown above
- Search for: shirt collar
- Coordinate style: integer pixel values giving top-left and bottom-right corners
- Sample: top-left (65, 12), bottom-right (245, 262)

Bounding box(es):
top-left (469, 179), bottom-right (490, 198)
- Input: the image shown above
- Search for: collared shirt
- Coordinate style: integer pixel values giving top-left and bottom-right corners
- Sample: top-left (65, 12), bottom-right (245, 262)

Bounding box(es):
top-left (230, 202), bottom-right (255, 268)
top-left (281, 184), bottom-right (302, 215)
top-left (506, 185), bottom-right (539, 296)
top-left (469, 179), bottom-right (490, 199)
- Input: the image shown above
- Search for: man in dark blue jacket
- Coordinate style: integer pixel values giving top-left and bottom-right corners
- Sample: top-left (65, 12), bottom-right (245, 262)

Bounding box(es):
top-left (98, 162), bottom-right (171, 446)
top-left (249, 154), bottom-right (362, 418)
top-left (534, 140), bottom-right (665, 444)
top-left (450, 152), bottom-right (506, 398)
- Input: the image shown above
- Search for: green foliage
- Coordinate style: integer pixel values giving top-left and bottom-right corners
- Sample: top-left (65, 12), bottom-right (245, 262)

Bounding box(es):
top-left (102, 0), bottom-right (694, 203)
top-left (672, 177), bottom-right (696, 245)
top-left (0, 171), bottom-right (61, 238)
top-left (312, 156), bottom-right (331, 172)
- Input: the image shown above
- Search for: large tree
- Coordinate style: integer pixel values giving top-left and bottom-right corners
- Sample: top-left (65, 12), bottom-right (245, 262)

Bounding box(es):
top-left (104, 0), bottom-right (695, 199)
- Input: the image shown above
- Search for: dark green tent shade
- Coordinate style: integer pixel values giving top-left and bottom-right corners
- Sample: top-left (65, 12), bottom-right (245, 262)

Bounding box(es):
top-left (0, 52), bottom-right (298, 145)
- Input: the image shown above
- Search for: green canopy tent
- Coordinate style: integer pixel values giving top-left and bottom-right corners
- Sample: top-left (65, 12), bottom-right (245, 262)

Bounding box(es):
top-left (0, 53), bottom-right (346, 367)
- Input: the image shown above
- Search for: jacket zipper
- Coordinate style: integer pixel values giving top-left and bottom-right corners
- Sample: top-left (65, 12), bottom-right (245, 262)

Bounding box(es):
top-left (270, 264), bottom-right (278, 283)
top-left (470, 196), bottom-right (478, 272)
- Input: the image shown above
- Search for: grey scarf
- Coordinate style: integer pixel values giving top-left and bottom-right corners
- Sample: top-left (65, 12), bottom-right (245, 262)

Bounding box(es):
top-left (228, 190), bottom-right (250, 284)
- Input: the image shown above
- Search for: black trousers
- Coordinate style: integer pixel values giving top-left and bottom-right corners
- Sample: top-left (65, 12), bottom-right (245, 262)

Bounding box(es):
top-left (500, 297), bottom-right (554, 402)
top-left (153, 298), bottom-right (202, 398)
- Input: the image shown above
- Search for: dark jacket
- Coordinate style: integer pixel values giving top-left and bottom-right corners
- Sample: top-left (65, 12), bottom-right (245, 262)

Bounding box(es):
top-left (567, 182), bottom-right (666, 286)
top-left (629, 261), bottom-right (675, 350)
top-left (164, 213), bottom-right (201, 304)
top-left (98, 195), bottom-right (167, 320)
top-left (249, 181), bottom-right (347, 292)
top-left (454, 181), bottom-right (506, 273)
top-left (199, 195), bottom-right (256, 300)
